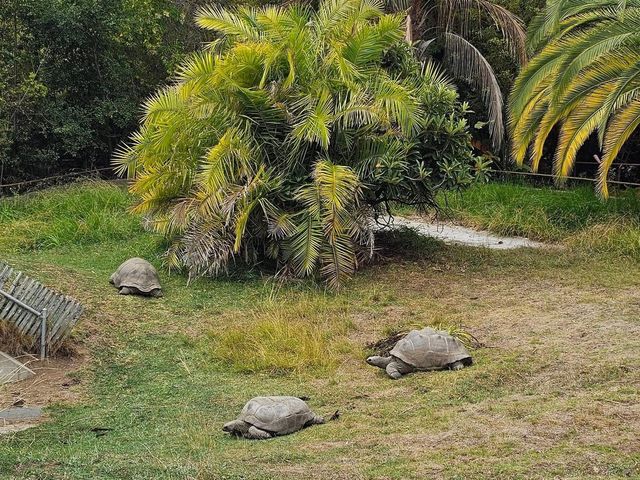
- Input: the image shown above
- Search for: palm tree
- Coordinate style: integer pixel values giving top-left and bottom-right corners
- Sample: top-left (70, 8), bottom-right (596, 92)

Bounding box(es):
top-left (397, 0), bottom-right (528, 151)
top-left (509, 0), bottom-right (640, 198)
top-left (114, 0), bottom-right (481, 287)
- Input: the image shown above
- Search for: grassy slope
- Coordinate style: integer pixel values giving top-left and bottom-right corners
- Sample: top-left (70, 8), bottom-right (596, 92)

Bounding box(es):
top-left (0, 182), bottom-right (639, 479)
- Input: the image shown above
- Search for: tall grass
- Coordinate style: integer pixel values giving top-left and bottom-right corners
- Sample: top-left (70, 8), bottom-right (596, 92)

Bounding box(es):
top-left (442, 183), bottom-right (640, 241)
top-left (207, 297), bottom-right (355, 375)
top-left (0, 181), bottom-right (144, 252)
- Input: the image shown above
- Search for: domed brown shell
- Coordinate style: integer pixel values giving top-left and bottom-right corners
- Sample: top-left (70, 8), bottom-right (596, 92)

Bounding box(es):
top-left (237, 396), bottom-right (317, 435)
top-left (110, 258), bottom-right (162, 294)
top-left (390, 327), bottom-right (472, 370)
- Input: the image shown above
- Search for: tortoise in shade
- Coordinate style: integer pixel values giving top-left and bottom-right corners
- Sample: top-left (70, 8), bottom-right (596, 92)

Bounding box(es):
top-left (367, 327), bottom-right (472, 379)
top-left (110, 258), bottom-right (163, 297)
top-left (223, 396), bottom-right (335, 440)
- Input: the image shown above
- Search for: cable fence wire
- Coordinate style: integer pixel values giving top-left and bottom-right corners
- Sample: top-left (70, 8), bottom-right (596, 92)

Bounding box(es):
top-left (492, 170), bottom-right (640, 188)
top-left (0, 167), bottom-right (116, 197)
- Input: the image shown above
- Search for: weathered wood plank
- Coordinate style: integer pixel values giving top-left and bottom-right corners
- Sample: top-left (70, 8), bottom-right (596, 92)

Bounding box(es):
top-left (7, 278), bottom-right (36, 324)
top-left (50, 301), bottom-right (83, 344)
top-left (0, 262), bottom-right (83, 351)
top-left (14, 282), bottom-right (45, 329)
top-left (1, 273), bottom-right (26, 320)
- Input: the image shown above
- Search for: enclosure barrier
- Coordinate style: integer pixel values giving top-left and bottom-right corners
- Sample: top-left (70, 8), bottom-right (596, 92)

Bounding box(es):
top-left (0, 262), bottom-right (83, 358)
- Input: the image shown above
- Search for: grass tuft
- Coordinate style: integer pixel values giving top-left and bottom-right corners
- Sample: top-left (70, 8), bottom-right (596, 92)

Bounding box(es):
top-left (0, 320), bottom-right (35, 355)
top-left (207, 299), bottom-right (355, 375)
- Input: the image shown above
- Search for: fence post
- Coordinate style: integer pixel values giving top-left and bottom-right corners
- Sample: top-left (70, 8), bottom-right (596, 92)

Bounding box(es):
top-left (40, 308), bottom-right (47, 360)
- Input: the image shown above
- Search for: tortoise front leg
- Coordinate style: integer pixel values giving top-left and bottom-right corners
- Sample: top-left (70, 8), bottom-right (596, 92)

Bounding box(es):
top-left (309, 414), bottom-right (325, 425)
top-left (246, 426), bottom-right (272, 439)
top-left (385, 361), bottom-right (404, 379)
top-left (119, 287), bottom-right (133, 295)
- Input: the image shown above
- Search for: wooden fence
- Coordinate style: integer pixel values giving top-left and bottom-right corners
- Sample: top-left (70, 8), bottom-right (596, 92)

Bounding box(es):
top-left (0, 262), bottom-right (83, 355)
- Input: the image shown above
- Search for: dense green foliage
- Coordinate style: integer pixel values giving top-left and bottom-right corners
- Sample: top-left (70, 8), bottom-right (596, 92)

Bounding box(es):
top-left (400, 0), bottom-right (531, 151)
top-left (115, 0), bottom-right (485, 287)
top-left (0, 0), bottom-right (550, 186)
top-left (0, 0), bottom-right (218, 184)
top-left (509, 0), bottom-right (640, 197)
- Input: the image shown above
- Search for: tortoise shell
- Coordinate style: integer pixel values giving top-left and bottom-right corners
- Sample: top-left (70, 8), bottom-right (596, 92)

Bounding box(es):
top-left (110, 258), bottom-right (162, 294)
top-left (238, 396), bottom-right (317, 435)
top-left (390, 327), bottom-right (472, 370)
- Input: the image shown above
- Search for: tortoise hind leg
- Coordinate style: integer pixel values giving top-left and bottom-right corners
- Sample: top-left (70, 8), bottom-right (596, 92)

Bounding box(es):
top-left (246, 426), bottom-right (272, 440)
top-left (386, 359), bottom-right (414, 379)
top-left (450, 361), bottom-right (464, 371)
top-left (309, 414), bottom-right (325, 425)
top-left (119, 287), bottom-right (133, 295)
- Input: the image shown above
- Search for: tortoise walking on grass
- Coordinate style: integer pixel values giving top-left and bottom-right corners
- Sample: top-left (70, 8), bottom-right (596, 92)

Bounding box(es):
top-left (223, 396), bottom-right (332, 439)
top-left (367, 327), bottom-right (472, 379)
top-left (110, 258), bottom-right (163, 297)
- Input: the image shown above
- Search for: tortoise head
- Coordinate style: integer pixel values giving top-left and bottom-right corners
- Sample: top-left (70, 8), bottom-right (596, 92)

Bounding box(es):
top-left (223, 420), bottom-right (249, 436)
top-left (366, 355), bottom-right (392, 369)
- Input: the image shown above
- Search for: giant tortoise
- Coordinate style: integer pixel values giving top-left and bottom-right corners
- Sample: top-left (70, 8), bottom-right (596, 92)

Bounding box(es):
top-left (223, 396), bottom-right (329, 439)
top-left (367, 327), bottom-right (472, 379)
top-left (110, 258), bottom-right (163, 297)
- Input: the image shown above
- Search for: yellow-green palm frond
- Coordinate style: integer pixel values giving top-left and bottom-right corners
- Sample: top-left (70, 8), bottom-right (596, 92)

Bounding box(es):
top-left (509, 1), bottom-right (640, 195)
top-left (371, 73), bottom-right (422, 135)
top-left (599, 98), bottom-right (640, 197)
top-left (290, 90), bottom-right (335, 150)
top-left (198, 127), bottom-right (258, 195)
top-left (527, 0), bottom-right (639, 53)
top-left (554, 83), bottom-right (616, 179)
top-left (196, 5), bottom-right (262, 42)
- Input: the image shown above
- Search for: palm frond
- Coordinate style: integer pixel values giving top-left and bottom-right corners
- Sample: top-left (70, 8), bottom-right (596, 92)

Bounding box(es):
top-left (443, 32), bottom-right (504, 150)
top-left (474, 0), bottom-right (527, 64)
top-left (196, 5), bottom-right (262, 41)
top-left (599, 98), bottom-right (640, 196)
top-left (509, 1), bottom-right (640, 196)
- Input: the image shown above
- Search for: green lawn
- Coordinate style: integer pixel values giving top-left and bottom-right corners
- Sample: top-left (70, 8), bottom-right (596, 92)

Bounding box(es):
top-left (0, 182), bottom-right (639, 479)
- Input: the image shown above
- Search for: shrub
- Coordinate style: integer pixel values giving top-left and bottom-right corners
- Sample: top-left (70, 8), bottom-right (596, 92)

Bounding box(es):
top-left (115, 0), bottom-right (484, 287)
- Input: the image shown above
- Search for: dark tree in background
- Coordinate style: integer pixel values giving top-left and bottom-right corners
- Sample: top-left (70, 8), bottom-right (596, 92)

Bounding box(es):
top-left (0, 0), bottom-right (236, 184)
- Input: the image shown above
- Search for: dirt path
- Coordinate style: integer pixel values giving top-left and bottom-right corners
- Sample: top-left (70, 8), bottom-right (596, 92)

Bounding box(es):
top-left (383, 216), bottom-right (547, 249)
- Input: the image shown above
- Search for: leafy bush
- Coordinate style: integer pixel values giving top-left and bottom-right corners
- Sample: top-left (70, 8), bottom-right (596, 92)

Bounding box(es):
top-left (116, 0), bottom-right (485, 287)
top-left (0, 0), bottom-right (215, 183)
top-left (399, 0), bottom-right (529, 151)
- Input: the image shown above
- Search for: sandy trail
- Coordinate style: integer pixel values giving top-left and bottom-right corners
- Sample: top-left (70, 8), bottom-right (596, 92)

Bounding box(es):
top-left (381, 216), bottom-right (547, 250)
